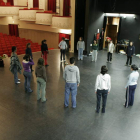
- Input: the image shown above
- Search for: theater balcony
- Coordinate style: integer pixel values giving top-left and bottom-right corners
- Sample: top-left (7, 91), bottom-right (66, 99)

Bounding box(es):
top-left (0, 6), bottom-right (25, 17)
top-left (35, 11), bottom-right (56, 25)
top-left (52, 16), bottom-right (72, 29)
top-left (19, 8), bottom-right (43, 21)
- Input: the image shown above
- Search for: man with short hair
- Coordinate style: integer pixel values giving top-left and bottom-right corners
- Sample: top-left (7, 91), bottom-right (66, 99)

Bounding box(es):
top-left (59, 37), bottom-right (68, 62)
top-left (63, 57), bottom-right (80, 108)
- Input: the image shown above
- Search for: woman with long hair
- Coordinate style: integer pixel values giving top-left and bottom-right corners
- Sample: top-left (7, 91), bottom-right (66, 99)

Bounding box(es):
top-left (25, 43), bottom-right (34, 72)
top-left (35, 58), bottom-right (47, 102)
top-left (124, 64), bottom-right (139, 108)
top-left (10, 46), bottom-right (22, 84)
top-left (77, 37), bottom-right (85, 60)
top-left (41, 40), bottom-right (49, 66)
top-left (22, 54), bottom-right (34, 93)
top-left (95, 65), bottom-right (111, 113)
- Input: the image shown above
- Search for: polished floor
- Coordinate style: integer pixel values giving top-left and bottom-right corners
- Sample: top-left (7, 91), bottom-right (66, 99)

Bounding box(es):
top-left (0, 50), bottom-right (140, 140)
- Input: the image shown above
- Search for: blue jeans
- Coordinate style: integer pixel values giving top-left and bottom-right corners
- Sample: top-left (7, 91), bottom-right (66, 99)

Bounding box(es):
top-left (78, 48), bottom-right (83, 60)
top-left (23, 71), bottom-right (32, 92)
top-left (64, 83), bottom-right (77, 108)
top-left (13, 66), bottom-right (18, 83)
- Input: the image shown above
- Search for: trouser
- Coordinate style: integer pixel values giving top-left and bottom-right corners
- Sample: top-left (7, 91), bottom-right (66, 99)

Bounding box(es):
top-left (37, 77), bottom-right (46, 102)
top-left (96, 89), bottom-right (108, 112)
top-left (23, 71), bottom-right (32, 92)
top-left (64, 83), bottom-right (77, 108)
top-left (78, 48), bottom-right (83, 60)
top-left (92, 50), bottom-right (98, 61)
top-left (107, 52), bottom-right (112, 61)
top-left (13, 66), bottom-right (18, 83)
top-left (125, 85), bottom-right (137, 107)
top-left (126, 56), bottom-right (132, 65)
top-left (42, 51), bottom-right (48, 65)
top-left (60, 49), bottom-right (66, 60)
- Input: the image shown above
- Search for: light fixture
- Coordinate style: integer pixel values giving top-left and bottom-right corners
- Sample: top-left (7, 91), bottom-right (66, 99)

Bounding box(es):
top-left (59, 29), bottom-right (72, 34)
top-left (124, 16), bottom-right (126, 18)
top-left (105, 13), bottom-right (119, 17)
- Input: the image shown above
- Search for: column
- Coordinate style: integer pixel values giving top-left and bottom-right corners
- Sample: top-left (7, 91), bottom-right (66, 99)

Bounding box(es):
top-left (28, 0), bottom-right (33, 9)
top-left (70, 0), bottom-right (75, 53)
top-left (39, 0), bottom-right (45, 10)
top-left (60, 0), bottom-right (63, 16)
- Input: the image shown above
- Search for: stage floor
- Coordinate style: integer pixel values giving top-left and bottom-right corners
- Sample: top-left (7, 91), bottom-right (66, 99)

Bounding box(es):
top-left (0, 50), bottom-right (140, 140)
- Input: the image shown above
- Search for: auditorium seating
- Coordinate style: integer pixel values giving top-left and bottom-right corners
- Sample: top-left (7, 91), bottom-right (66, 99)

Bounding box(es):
top-left (0, 33), bottom-right (41, 57)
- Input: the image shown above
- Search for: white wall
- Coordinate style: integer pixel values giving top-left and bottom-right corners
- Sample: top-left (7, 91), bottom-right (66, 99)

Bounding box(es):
top-left (14, 0), bottom-right (27, 6)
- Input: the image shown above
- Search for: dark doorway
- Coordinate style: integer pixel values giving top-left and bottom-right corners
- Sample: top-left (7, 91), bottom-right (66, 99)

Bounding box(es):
top-left (9, 24), bottom-right (19, 37)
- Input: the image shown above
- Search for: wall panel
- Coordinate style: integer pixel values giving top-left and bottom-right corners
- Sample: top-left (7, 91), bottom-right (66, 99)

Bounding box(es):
top-left (0, 25), bottom-right (9, 34)
top-left (19, 28), bottom-right (59, 49)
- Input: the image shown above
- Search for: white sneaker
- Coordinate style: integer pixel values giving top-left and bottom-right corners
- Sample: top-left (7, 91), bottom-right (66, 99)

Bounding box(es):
top-left (16, 81), bottom-right (20, 84)
top-left (18, 79), bottom-right (20, 81)
top-left (109, 61), bottom-right (112, 64)
top-left (92, 60), bottom-right (94, 62)
top-left (60, 60), bottom-right (63, 62)
top-left (63, 60), bottom-right (66, 61)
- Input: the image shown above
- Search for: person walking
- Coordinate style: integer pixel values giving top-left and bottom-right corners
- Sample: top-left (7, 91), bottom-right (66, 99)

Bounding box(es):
top-left (124, 64), bottom-right (139, 108)
top-left (107, 40), bottom-right (115, 63)
top-left (91, 40), bottom-right (99, 62)
top-left (35, 58), bottom-right (47, 103)
top-left (25, 43), bottom-right (34, 72)
top-left (41, 40), bottom-right (49, 66)
top-left (63, 57), bottom-right (80, 108)
top-left (22, 54), bottom-right (34, 93)
top-left (10, 46), bottom-right (22, 84)
top-left (125, 41), bottom-right (135, 67)
top-left (95, 65), bottom-right (111, 113)
top-left (59, 37), bottom-right (68, 62)
top-left (77, 37), bottom-right (85, 60)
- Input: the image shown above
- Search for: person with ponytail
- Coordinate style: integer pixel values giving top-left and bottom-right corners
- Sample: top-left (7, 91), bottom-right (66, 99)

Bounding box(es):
top-left (124, 64), bottom-right (139, 108)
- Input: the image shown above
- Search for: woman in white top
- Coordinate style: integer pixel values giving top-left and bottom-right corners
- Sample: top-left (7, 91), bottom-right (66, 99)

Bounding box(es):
top-left (95, 65), bottom-right (111, 113)
top-left (124, 64), bottom-right (139, 108)
top-left (107, 40), bottom-right (114, 63)
top-left (77, 37), bottom-right (85, 60)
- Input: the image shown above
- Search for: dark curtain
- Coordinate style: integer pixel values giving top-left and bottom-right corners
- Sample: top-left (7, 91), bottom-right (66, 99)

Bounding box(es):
top-left (48, 0), bottom-right (56, 12)
top-left (63, 0), bottom-right (70, 16)
top-left (9, 24), bottom-right (19, 37)
top-left (33, 0), bottom-right (39, 8)
top-left (7, 0), bottom-right (14, 5)
top-left (117, 17), bottom-right (122, 42)
top-left (103, 16), bottom-right (107, 32)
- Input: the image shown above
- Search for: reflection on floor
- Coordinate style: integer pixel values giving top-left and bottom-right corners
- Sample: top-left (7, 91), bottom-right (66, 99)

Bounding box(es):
top-left (0, 50), bottom-right (140, 140)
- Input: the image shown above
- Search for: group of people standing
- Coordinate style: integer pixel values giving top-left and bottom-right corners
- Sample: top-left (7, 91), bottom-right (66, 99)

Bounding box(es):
top-left (10, 39), bottom-right (49, 102)
top-left (8, 36), bottom-right (140, 113)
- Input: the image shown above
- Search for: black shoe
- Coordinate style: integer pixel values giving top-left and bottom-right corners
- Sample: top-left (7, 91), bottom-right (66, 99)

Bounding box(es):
top-left (31, 70), bottom-right (34, 72)
top-left (64, 105), bottom-right (68, 108)
top-left (102, 108), bottom-right (105, 113)
top-left (45, 65), bottom-right (49, 66)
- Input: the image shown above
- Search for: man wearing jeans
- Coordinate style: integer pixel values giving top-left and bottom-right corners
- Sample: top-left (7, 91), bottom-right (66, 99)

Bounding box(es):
top-left (63, 57), bottom-right (80, 108)
top-left (59, 37), bottom-right (68, 62)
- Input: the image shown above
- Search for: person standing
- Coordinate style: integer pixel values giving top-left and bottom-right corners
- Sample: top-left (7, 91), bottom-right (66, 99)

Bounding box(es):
top-left (107, 40), bottom-right (114, 63)
top-left (35, 58), bottom-right (47, 102)
top-left (91, 40), bottom-right (99, 62)
top-left (22, 54), bottom-right (34, 93)
top-left (26, 43), bottom-right (34, 72)
top-left (77, 37), bottom-right (85, 60)
top-left (41, 40), bottom-right (49, 66)
top-left (125, 41), bottom-right (135, 67)
top-left (95, 65), bottom-right (111, 113)
top-left (124, 64), bottom-right (139, 108)
top-left (59, 37), bottom-right (68, 62)
top-left (63, 57), bottom-right (80, 108)
top-left (10, 46), bottom-right (22, 84)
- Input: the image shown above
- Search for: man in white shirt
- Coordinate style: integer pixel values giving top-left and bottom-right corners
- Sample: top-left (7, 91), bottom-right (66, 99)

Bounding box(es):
top-left (58, 37), bottom-right (68, 62)
top-left (95, 65), bottom-right (111, 113)
top-left (107, 40), bottom-right (115, 63)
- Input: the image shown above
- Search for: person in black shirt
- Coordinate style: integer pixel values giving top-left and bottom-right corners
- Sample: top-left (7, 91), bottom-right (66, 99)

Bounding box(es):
top-left (25, 43), bottom-right (34, 72)
top-left (125, 42), bottom-right (135, 66)
top-left (0, 56), bottom-right (4, 67)
top-left (41, 40), bottom-right (49, 66)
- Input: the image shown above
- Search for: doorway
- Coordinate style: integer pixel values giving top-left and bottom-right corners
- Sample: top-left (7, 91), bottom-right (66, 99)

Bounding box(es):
top-left (9, 24), bottom-right (19, 37)
top-left (103, 17), bottom-right (120, 48)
